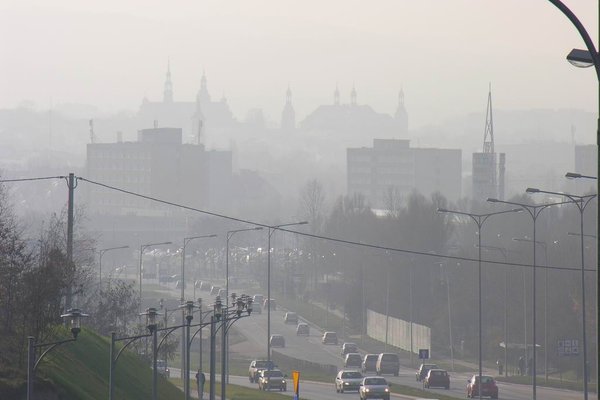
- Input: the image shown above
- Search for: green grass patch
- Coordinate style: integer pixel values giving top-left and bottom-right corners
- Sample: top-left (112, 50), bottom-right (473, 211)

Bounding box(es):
top-left (496, 375), bottom-right (597, 393)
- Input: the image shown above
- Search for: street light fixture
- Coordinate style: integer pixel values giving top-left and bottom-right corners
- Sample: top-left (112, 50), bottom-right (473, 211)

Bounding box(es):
top-left (266, 221), bottom-right (308, 366)
top-left (526, 187), bottom-right (596, 396)
top-left (99, 245), bottom-right (129, 287)
top-left (512, 237), bottom-right (549, 382)
top-left (28, 308), bottom-right (89, 400)
top-left (139, 241), bottom-right (172, 314)
top-left (437, 207), bottom-right (521, 400)
top-left (488, 196), bottom-right (573, 399)
top-left (180, 234), bottom-right (217, 382)
top-left (566, 172), bottom-right (597, 180)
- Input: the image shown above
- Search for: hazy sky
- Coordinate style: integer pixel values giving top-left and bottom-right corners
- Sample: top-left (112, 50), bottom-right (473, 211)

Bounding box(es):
top-left (1, 0), bottom-right (597, 130)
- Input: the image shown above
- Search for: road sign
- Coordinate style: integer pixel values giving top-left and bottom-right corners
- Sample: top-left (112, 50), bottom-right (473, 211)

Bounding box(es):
top-left (292, 370), bottom-right (300, 396)
top-left (419, 349), bottom-right (429, 360)
top-left (557, 339), bottom-right (579, 356)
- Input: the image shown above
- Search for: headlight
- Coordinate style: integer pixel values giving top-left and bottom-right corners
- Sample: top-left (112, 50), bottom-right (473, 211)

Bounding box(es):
top-left (344, 382), bottom-right (349, 385)
top-left (365, 388), bottom-right (370, 392)
top-left (385, 388), bottom-right (389, 392)
top-left (282, 380), bottom-right (286, 383)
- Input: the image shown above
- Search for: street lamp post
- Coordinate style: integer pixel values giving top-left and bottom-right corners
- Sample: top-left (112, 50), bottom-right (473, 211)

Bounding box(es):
top-left (437, 207), bottom-right (522, 400)
top-left (99, 245), bottom-right (129, 287)
top-left (267, 221), bottom-right (308, 365)
top-left (512, 237), bottom-right (549, 382)
top-left (27, 309), bottom-right (88, 400)
top-left (139, 241), bottom-right (172, 315)
top-left (476, 244), bottom-right (509, 376)
top-left (181, 235), bottom-right (217, 383)
top-left (544, 1), bottom-right (599, 391)
top-left (527, 188), bottom-right (597, 397)
top-left (488, 196), bottom-right (572, 399)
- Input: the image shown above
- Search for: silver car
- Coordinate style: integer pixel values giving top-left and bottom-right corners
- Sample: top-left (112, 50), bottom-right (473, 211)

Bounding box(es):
top-left (359, 376), bottom-right (390, 400)
top-left (335, 370), bottom-right (363, 393)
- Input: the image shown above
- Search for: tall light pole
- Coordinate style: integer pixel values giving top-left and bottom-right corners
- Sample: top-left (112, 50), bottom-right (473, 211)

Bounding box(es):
top-left (488, 196), bottom-right (571, 399)
top-left (267, 221), bottom-right (308, 365)
top-left (99, 245), bottom-right (129, 287)
top-left (181, 234), bottom-right (217, 380)
top-left (139, 241), bottom-right (172, 315)
top-left (437, 207), bottom-right (522, 400)
top-left (476, 244), bottom-right (509, 376)
top-left (544, 1), bottom-right (599, 390)
top-left (527, 188), bottom-right (596, 398)
top-left (512, 237), bottom-right (548, 382)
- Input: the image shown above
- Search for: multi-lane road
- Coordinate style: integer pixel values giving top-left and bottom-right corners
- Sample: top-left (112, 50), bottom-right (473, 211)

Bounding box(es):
top-left (160, 280), bottom-right (585, 400)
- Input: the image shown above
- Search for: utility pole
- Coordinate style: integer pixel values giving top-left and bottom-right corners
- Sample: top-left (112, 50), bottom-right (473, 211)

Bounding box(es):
top-left (66, 172), bottom-right (75, 311)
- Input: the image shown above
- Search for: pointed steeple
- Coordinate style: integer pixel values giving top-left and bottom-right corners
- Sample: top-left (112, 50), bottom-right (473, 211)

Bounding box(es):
top-left (163, 59), bottom-right (173, 103)
top-left (197, 69), bottom-right (211, 106)
top-left (281, 85), bottom-right (296, 131)
top-left (395, 87), bottom-right (408, 135)
top-left (334, 83), bottom-right (340, 106)
top-left (350, 84), bottom-right (357, 106)
top-left (483, 83), bottom-right (494, 154)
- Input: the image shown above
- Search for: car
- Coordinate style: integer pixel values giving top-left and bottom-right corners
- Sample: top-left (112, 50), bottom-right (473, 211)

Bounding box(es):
top-left (344, 353), bottom-right (363, 369)
top-left (217, 288), bottom-right (227, 299)
top-left (296, 323), bottom-right (310, 336)
top-left (155, 359), bottom-right (170, 378)
top-left (252, 294), bottom-right (264, 314)
top-left (335, 369), bottom-right (363, 393)
top-left (284, 312), bottom-right (298, 324)
top-left (466, 375), bottom-right (498, 399)
top-left (200, 281), bottom-right (212, 291)
top-left (270, 334), bottom-right (285, 348)
top-left (210, 285), bottom-right (221, 296)
top-left (322, 331), bottom-right (338, 345)
top-left (362, 354), bottom-right (378, 374)
top-left (358, 376), bottom-right (391, 400)
top-left (263, 298), bottom-right (276, 310)
top-left (258, 369), bottom-right (287, 391)
top-left (424, 368), bottom-right (450, 389)
top-left (376, 353), bottom-right (399, 376)
top-left (341, 342), bottom-right (358, 356)
top-left (248, 359), bottom-right (277, 383)
top-left (416, 363), bottom-right (439, 381)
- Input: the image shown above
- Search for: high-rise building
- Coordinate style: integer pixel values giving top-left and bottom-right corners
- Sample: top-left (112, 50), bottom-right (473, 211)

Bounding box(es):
top-left (347, 139), bottom-right (461, 209)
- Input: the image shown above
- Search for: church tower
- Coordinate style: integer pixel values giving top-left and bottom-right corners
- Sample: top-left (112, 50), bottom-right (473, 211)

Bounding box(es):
top-left (350, 85), bottom-right (357, 106)
top-left (281, 85), bottom-right (296, 131)
top-left (395, 88), bottom-right (408, 135)
top-left (163, 60), bottom-right (173, 103)
top-left (197, 69), bottom-right (211, 107)
top-left (334, 84), bottom-right (340, 106)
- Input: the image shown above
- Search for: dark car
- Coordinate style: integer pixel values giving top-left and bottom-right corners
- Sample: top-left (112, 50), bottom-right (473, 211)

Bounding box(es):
top-left (362, 354), bottom-right (378, 374)
top-left (359, 376), bottom-right (391, 400)
top-left (296, 323), bottom-right (310, 336)
top-left (335, 369), bottom-right (363, 393)
top-left (258, 369), bottom-right (287, 391)
top-left (344, 353), bottom-right (363, 369)
top-left (322, 331), bottom-right (338, 345)
top-left (252, 294), bottom-right (264, 314)
top-left (466, 375), bottom-right (498, 399)
top-left (416, 363), bottom-right (439, 381)
top-left (270, 334), bottom-right (285, 348)
top-left (341, 342), bottom-right (358, 356)
top-left (424, 368), bottom-right (450, 389)
top-left (248, 359), bottom-right (277, 383)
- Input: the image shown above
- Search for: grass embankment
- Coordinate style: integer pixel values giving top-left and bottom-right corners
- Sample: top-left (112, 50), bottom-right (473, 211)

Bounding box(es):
top-left (496, 375), bottom-right (597, 393)
top-left (38, 327), bottom-right (183, 400)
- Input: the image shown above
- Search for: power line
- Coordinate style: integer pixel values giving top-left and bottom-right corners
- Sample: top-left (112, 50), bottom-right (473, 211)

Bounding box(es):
top-left (78, 176), bottom-right (593, 273)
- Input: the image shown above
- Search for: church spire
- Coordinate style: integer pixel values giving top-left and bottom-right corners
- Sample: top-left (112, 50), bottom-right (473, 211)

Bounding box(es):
top-left (334, 83), bottom-right (340, 106)
top-left (163, 59), bottom-right (173, 103)
top-left (197, 68), bottom-right (211, 106)
top-left (350, 84), bottom-right (357, 106)
top-left (395, 87), bottom-right (408, 135)
top-left (281, 85), bottom-right (296, 131)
